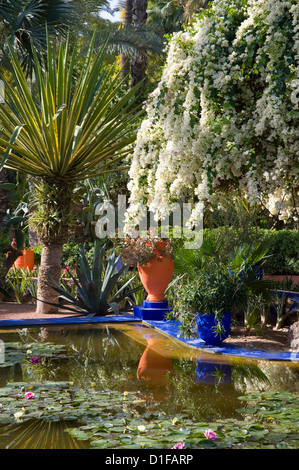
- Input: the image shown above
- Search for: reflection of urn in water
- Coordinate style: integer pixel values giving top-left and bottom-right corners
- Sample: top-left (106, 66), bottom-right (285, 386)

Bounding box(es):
top-left (137, 338), bottom-right (173, 386)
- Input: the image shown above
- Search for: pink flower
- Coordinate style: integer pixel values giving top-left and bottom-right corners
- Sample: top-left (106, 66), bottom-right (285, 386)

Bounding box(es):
top-left (25, 392), bottom-right (35, 400)
top-left (204, 429), bottom-right (217, 440)
top-left (29, 357), bottom-right (40, 364)
top-left (172, 443), bottom-right (185, 449)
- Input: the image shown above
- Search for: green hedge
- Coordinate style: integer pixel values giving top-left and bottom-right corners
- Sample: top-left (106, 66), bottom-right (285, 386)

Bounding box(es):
top-left (259, 229), bottom-right (299, 275)
top-left (31, 228), bottom-right (298, 276)
top-left (200, 227), bottom-right (299, 275)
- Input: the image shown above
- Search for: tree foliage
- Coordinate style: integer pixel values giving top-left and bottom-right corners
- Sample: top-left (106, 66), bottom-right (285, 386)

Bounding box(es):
top-left (126, 0), bottom-right (299, 227)
top-left (0, 0), bottom-right (76, 75)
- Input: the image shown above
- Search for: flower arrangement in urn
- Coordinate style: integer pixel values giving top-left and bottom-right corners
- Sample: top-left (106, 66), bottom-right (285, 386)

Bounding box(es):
top-left (120, 231), bottom-right (173, 267)
top-left (120, 230), bottom-right (174, 303)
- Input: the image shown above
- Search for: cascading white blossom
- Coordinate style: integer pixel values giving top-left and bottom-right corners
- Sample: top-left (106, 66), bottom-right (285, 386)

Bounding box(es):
top-left (126, 0), bottom-right (299, 227)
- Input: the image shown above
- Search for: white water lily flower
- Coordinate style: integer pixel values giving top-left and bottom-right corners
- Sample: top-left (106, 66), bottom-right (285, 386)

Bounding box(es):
top-left (14, 411), bottom-right (25, 421)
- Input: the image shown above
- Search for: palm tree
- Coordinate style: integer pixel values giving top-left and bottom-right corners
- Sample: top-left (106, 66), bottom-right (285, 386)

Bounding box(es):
top-left (147, 1), bottom-right (185, 35)
top-left (131, 0), bottom-right (148, 91)
top-left (0, 34), bottom-right (143, 314)
top-left (0, 0), bottom-right (76, 76)
top-left (116, 0), bottom-right (211, 93)
top-left (116, 0), bottom-right (163, 93)
top-left (121, 0), bottom-right (133, 82)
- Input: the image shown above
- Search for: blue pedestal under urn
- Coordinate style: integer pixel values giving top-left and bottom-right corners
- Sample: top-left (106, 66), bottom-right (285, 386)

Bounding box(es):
top-left (133, 300), bottom-right (172, 321)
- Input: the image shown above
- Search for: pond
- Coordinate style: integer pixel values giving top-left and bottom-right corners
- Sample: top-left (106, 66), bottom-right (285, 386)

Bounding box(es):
top-left (0, 322), bottom-right (298, 449)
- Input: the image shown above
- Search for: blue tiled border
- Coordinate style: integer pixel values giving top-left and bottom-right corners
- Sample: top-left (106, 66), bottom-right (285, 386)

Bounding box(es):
top-left (0, 314), bottom-right (298, 362)
top-left (144, 320), bottom-right (299, 363)
top-left (0, 315), bottom-right (138, 328)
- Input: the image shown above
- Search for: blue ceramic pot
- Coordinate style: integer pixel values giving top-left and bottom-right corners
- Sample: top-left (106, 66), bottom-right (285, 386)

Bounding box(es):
top-left (196, 313), bottom-right (232, 345)
top-left (228, 263), bottom-right (263, 281)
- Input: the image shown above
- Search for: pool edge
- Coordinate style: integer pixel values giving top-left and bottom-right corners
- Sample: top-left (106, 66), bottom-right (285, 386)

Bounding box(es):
top-left (0, 315), bottom-right (298, 362)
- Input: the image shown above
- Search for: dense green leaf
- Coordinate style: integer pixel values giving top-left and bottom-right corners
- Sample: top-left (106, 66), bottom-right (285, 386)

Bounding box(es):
top-left (0, 32), bottom-right (144, 180)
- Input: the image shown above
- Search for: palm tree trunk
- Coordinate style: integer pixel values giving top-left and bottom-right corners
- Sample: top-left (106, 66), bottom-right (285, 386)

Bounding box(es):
top-left (131, 0), bottom-right (148, 98)
top-left (33, 178), bottom-right (75, 315)
top-left (121, 0), bottom-right (133, 83)
top-left (36, 243), bottom-right (63, 314)
top-left (28, 178), bottom-right (40, 248)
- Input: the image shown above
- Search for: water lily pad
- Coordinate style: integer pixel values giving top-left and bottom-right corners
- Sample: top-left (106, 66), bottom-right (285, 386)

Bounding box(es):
top-left (0, 327), bottom-right (299, 450)
top-left (67, 429), bottom-right (90, 440)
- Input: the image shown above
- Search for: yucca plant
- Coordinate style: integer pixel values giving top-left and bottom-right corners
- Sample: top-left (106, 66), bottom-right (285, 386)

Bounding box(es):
top-left (44, 241), bottom-right (143, 316)
top-left (0, 32), bottom-right (143, 314)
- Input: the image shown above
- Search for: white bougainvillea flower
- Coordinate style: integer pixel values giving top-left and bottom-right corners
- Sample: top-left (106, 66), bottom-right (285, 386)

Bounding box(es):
top-left (126, 0), bottom-right (299, 227)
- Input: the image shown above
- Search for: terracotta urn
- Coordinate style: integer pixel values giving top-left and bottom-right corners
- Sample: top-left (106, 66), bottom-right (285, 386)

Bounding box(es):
top-left (137, 241), bottom-right (174, 303)
top-left (14, 249), bottom-right (35, 271)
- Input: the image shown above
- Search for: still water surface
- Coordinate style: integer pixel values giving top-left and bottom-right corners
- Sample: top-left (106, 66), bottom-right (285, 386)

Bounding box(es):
top-left (0, 323), bottom-right (298, 448)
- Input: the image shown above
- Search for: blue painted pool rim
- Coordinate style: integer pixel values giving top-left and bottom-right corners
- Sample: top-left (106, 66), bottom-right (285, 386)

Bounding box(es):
top-left (144, 320), bottom-right (299, 363)
top-left (0, 314), bottom-right (298, 362)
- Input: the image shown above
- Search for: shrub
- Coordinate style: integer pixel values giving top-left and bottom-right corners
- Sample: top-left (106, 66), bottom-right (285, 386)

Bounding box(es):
top-left (259, 229), bottom-right (299, 275)
top-left (199, 228), bottom-right (299, 275)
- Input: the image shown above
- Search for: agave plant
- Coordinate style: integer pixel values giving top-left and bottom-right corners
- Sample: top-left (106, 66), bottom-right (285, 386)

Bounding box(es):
top-left (0, 32), bottom-right (143, 314)
top-left (43, 241), bottom-right (143, 316)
